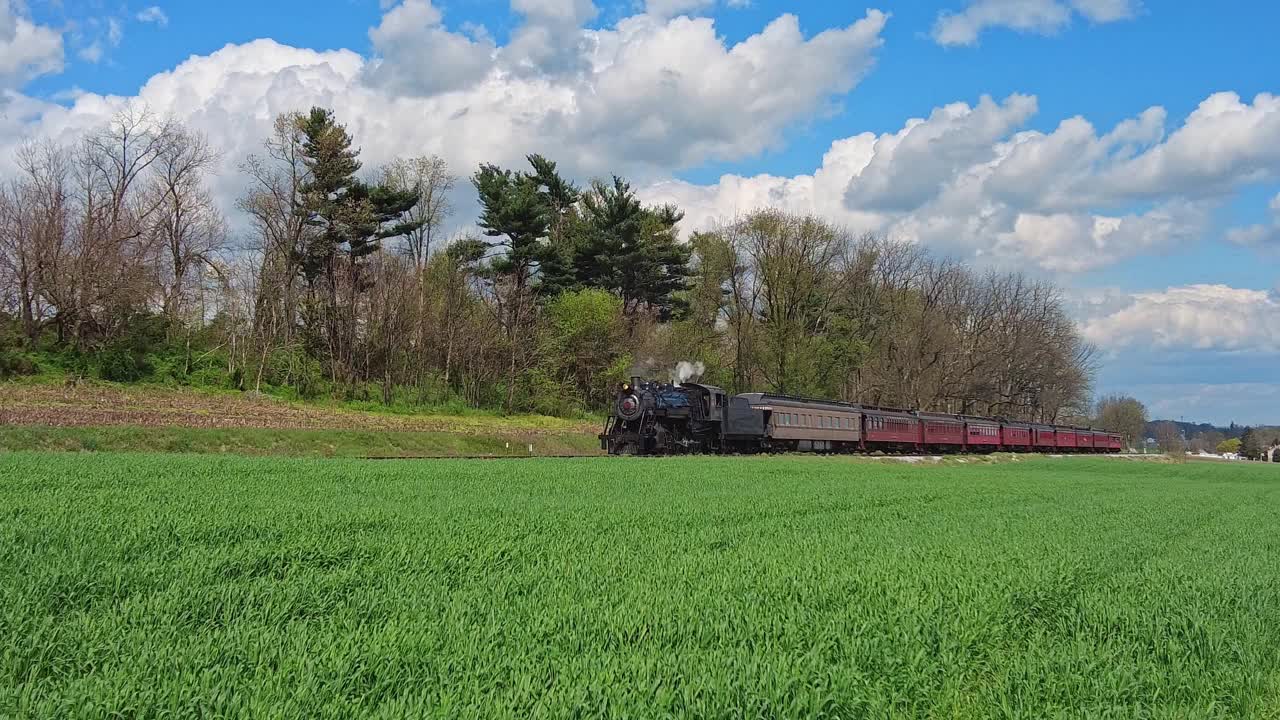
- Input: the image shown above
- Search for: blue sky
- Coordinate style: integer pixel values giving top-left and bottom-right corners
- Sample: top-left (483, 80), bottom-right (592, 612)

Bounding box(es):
top-left (6, 0), bottom-right (1280, 425)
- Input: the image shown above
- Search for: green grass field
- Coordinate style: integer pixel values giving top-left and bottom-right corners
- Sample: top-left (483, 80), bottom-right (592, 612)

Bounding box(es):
top-left (2, 454), bottom-right (1279, 719)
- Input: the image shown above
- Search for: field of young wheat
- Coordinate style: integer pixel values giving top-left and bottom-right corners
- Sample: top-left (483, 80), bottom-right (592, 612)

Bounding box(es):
top-left (2, 452), bottom-right (1278, 719)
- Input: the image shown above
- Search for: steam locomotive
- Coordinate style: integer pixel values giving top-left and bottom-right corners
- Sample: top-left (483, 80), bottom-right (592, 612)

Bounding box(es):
top-left (600, 377), bottom-right (1123, 456)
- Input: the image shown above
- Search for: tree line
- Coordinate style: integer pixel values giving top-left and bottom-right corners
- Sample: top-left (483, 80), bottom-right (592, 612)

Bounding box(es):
top-left (1, 107), bottom-right (1099, 420)
top-left (1096, 395), bottom-right (1279, 459)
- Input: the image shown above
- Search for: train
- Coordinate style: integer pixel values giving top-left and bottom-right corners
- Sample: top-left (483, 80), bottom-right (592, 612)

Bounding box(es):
top-left (600, 376), bottom-right (1123, 456)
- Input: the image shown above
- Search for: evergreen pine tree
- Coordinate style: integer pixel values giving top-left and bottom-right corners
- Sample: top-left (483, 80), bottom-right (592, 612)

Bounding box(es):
top-left (295, 107), bottom-right (422, 285)
top-left (576, 177), bottom-right (691, 320)
top-left (292, 107), bottom-right (423, 382)
top-left (1240, 427), bottom-right (1261, 460)
top-left (473, 163), bottom-right (550, 293)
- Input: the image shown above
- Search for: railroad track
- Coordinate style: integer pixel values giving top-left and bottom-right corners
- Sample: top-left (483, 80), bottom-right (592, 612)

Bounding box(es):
top-left (362, 454), bottom-right (606, 461)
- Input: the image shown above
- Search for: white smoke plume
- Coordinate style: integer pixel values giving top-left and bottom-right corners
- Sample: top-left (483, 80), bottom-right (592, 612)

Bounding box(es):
top-left (671, 361), bottom-right (706, 384)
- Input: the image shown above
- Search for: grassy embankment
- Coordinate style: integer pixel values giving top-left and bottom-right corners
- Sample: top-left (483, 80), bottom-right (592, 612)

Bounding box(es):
top-left (0, 378), bottom-right (603, 457)
top-left (3, 454), bottom-right (1279, 718)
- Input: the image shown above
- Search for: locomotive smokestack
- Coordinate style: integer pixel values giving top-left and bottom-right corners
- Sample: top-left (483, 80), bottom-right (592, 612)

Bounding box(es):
top-left (631, 376), bottom-right (642, 388)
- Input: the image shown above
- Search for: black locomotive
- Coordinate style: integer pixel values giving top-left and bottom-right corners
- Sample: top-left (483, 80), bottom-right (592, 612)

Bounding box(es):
top-left (600, 377), bottom-right (765, 455)
top-left (600, 377), bottom-right (1123, 456)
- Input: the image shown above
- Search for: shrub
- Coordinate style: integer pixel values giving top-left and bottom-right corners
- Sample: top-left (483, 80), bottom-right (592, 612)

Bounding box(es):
top-left (0, 349), bottom-right (39, 379)
top-left (98, 348), bottom-right (152, 383)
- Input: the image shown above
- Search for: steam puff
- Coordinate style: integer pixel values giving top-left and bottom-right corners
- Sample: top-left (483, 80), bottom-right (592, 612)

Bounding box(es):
top-left (671, 361), bottom-right (706, 384)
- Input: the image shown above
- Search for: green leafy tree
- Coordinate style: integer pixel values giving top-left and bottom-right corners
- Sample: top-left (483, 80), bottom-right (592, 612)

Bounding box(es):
top-left (1096, 395), bottom-right (1148, 449)
top-left (538, 289), bottom-right (629, 412)
top-left (1216, 438), bottom-right (1242, 455)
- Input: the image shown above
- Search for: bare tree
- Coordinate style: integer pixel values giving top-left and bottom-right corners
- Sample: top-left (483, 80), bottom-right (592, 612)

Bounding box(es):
top-left (238, 112), bottom-right (312, 390)
top-left (63, 107), bottom-right (176, 346)
top-left (379, 155), bottom-right (456, 271)
top-left (11, 142), bottom-right (71, 343)
top-left (1154, 421), bottom-right (1185, 455)
top-left (147, 126), bottom-right (225, 336)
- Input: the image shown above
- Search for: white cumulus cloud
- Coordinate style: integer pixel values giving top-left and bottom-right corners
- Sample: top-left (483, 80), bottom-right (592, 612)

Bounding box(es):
top-left (365, 0), bottom-right (496, 95)
top-left (933, 0), bottom-right (1139, 46)
top-left (0, 5), bottom-right (887, 226)
top-left (0, 0), bottom-right (63, 88)
top-left (1080, 284), bottom-right (1280, 353)
top-left (642, 91), bottom-right (1280, 272)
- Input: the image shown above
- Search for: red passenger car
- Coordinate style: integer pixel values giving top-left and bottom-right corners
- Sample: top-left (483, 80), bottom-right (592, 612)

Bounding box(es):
top-left (1032, 426), bottom-right (1056, 450)
top-left (1077, 429), bottom-right (1095, 450)
top-left (1056, 428), bottom-right (1077, 450)
top-left (919, 413), bottom-right (965, 450)
top-left (965, 417), bottom-right (1001, 450)
top-left (862, 409), bottom-right (921, 451)
top-left (1001, 423), bottom-right (1032, 451)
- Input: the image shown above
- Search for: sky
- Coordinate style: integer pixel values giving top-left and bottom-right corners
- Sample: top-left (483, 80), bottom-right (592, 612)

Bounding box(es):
top-left (2, 0), bottom-right (1278, 425)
